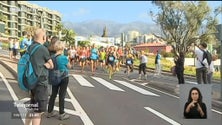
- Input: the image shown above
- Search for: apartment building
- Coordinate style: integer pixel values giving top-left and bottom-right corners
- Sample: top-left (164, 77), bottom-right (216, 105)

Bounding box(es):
top-left (0, 1), bottom-right (61, 38)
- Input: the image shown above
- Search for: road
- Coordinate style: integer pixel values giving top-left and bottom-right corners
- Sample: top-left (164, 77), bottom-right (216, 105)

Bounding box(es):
top-left (0, 49), bottom-right (221, 125)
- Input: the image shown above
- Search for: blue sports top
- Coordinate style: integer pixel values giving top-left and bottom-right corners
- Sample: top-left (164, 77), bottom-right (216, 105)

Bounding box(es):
top-left (57, 55), bottom-right (69, 73)
top-left (90, 48), bottom-right (98, 60)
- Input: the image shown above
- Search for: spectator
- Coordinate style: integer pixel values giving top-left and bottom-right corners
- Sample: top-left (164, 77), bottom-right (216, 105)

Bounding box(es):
top-left (19, 31), bottom-right (29, 57)
top-left (138, 51), bottom-right (148, 80)
top-left (8, 37), bottom-right (14, 59)
top-left (47, 36), bottom-right (59, 56)
top-left (13, 38), bottom-right (19, 59)
top-left (24, 28), bottom-right (54, 125)
top-left (207, 55), bottom-right (217, 84)
top-left (193, 43), bottom-right (209, 84)
top-left (43, 35), bottom-right (52, 48)
top-left (47, 40), bottom-right (71, 120)
top-left (46, 36), bottom-right (59, 96)
top-left (154, 50), bottom-right (162, 76)
top-left (174, 52), bottom-right (185, 84)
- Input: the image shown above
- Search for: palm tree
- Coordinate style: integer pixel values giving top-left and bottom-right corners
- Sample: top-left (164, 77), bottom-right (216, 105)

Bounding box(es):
top-left (55, 23), bottom-right (64, 39)
top-left (61, 29), bottom-right (76, 46)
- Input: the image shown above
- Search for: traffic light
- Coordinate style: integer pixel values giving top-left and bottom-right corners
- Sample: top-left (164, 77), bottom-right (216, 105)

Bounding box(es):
top-left (215, 24), bottom-right (222, 41)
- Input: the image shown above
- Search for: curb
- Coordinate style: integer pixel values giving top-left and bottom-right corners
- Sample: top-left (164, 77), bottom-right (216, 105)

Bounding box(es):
top-left (0, 60), bottom-right (17, 79)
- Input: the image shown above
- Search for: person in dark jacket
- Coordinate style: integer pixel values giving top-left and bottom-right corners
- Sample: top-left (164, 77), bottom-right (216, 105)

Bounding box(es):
top-left (174, 52), bottom-right (185, 84)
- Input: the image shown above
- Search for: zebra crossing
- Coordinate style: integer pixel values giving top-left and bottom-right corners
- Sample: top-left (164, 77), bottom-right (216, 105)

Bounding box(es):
top-left (71, 74), bottom-right (159, 97)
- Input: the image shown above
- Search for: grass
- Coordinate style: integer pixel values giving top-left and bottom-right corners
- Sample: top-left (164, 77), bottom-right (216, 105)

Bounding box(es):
top-left (134, 55), bottom-right (220, 80)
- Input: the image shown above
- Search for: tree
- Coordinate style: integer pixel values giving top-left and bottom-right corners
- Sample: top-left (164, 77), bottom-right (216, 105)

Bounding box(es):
top-left (78, 40), bottom-right (90, 47)
top-left (55, 23), bottom-right (64, 39)
top-left (150, 1), bottom-right (222, 57)
top-left (61, 29), bottom-right (76, 46)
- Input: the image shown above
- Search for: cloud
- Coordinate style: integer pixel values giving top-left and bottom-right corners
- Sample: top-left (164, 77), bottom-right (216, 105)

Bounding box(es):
top-left (71, 8), bottom-right (90, 17)
top-left (62, 8), bottom-right (90, 22)
top-left (138, 12), bottom-right (150, 20)
top-left (138, 12), bottom-right (154, 24)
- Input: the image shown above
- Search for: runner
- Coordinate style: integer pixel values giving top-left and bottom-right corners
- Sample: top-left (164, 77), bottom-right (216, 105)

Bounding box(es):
top-left (68, 46), bottom-right (77, 69)
top-left (124, 50), bottom-right (134, 78)
top-left (90, 44), bottom-right (99, 75)
top-left (106, 46), bottom-right (116, 79)
top-left (99, 47), bottom-right (106, 72)
top-left (116, 47), bottom-right (124, 71)
top-left (86, 46), bottom-right (91, 68)
top-left (79, 46), bottom-right (87, 73)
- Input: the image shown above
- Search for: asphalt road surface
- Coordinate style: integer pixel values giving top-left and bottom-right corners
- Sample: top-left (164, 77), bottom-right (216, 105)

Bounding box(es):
top-left (0, 49), bottom-right (221, 125)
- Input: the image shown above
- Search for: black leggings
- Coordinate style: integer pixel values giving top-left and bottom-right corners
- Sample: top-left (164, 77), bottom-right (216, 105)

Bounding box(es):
top-left (48, 77), bottom-right (69, 114)
top-left (139, 63), bottom-right (146, 75)
top-left (176, 70), bottom-right (184, 84)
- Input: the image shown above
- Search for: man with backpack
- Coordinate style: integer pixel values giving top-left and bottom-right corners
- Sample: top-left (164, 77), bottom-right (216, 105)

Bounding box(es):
top-left (194, 42), bottom-right (212, 84)
top-left (24, 28), bottom-right (54, 125)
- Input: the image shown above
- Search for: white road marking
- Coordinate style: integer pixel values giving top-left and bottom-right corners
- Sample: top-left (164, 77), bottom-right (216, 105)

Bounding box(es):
top-left (92, 77), bottom-right (125, 91)
top-left (18, 97), bottom-right (81, 116)
top-left (0, 71), bottom-right (94, 125)
top-left (114, 80), bottom-right (159, 96)
top-left (53, 106), bottom-right (81, 116)
top-left (67, 88), bottom-right (94, 125)
top-left (73, 74), bottom-right (94, 87)
top-left (0, 72), bottom-right (26, 124)
top-left (186, 81), bottom-right (197, 84)
top-left (145, 107), bottom-right (181, 125)
top-left (146, 86), bottom-right (179, 99)
top-left (212, 109), bottom-right (222, 115)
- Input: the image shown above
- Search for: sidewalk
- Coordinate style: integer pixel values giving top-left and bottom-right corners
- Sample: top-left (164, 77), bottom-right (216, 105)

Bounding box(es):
top-left (0, 54), bottom-right (221, 109)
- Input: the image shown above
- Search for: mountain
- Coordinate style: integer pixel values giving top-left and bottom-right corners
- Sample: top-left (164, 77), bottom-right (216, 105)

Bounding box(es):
top-left (62, 20), bottom-right (161, 37)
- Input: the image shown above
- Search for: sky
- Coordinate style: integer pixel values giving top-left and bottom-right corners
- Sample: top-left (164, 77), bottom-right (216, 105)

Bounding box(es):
top-left (29, 1), bottom-right (222, 24)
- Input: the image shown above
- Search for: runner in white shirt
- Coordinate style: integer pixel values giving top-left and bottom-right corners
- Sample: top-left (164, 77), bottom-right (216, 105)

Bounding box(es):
top-left (69, 46), bottom-right (77, 69)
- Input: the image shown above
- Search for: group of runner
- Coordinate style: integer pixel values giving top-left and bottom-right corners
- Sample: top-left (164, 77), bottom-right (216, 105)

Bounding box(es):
top-left (67, 44), bottom-right (136, 79)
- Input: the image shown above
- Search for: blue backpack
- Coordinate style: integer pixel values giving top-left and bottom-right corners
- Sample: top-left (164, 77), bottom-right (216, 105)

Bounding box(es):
top-left (17, 44), bottom-right (41, 91)
top-left (48, 55), bottom-right (67, 86)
